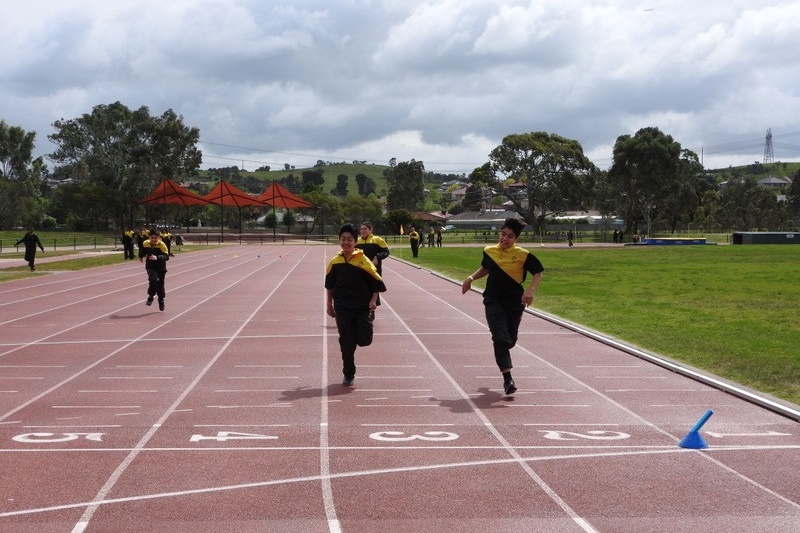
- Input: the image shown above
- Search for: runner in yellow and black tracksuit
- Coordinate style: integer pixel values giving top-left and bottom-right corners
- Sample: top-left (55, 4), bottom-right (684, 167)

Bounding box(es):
top-left (139, 230), bottom-right (170, 311)
top-left (325, 223), bottom-right (386, 386)
top-left (461, 217), bottom-right (543, 395)
top-left (356, 220), bottom-right (390, 320)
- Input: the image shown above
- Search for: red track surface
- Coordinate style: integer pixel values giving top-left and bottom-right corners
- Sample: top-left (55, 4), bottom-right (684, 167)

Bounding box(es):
top-left (1, 245), bottom-right (798, 532)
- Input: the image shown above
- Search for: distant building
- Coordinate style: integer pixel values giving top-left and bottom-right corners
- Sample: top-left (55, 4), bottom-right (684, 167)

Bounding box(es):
top-left (758, 176), bottom-right (791, 188)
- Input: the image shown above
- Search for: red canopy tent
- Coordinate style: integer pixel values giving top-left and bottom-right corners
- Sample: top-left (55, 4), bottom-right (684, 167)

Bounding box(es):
top-left (256, 181), bottom-right (315, 209)
top-left (256, 181), bottom-right (316, 240)
top-left (204, 180), bottom-right (266, 208)
top-left (138, 178), bottom-right (211, 230)
top-left (139, 178), bottom-right (211, 207)
top-left (203, 180), bottom-right (266, 240)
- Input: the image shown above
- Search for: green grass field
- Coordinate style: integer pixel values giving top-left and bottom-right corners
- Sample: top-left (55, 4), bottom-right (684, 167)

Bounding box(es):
top-left (393, 243), bottom-right (800, 406)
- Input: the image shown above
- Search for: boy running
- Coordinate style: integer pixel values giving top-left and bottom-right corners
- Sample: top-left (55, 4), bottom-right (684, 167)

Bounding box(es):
top-left (326, 223), bottom-right (387, 386)
top-left (139, 230), bottom-right (170, 311)
top-left (461, 217), bottom-right (543, 395)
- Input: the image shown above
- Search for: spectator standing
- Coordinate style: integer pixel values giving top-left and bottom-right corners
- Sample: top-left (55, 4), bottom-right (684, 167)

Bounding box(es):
top-left (15, 228), bottom-right (45, 271)
top-left (122, 227), bottom-right (136, 260)
top-left (408, 226), bottom-right (420, 257)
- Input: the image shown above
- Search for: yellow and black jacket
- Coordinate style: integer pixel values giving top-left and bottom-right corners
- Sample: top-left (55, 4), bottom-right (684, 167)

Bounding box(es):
top-left (481, 243), bottom-right (544, 306)
top-left (139, 239), bottom-right (170, 273)
top-left (325, 249), bottom-right (386, 310)
top-left (356, 234), bottom-right (390, 272)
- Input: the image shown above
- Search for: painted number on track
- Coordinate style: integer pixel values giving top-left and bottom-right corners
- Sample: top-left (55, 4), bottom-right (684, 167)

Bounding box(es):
top-left (189, 431), bottom-right (279, 442)
top-left (12, 432), bottom-right (105, 443)
top-left (539, 430), bottom-right (630, 441)
top-left (369, 431), bottom-right (460, 442)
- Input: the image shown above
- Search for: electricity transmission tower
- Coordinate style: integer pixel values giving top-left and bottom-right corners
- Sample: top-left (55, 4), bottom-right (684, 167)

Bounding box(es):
top-left (763, 128), bottom-right (774, 164)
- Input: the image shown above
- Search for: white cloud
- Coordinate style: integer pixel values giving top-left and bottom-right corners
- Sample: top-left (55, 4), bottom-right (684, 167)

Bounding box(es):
top-left (2, 0), bottom-right (799, 174)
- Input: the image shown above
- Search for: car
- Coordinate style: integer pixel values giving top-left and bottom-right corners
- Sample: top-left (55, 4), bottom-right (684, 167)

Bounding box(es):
top-left (442, 224), bottom-right (456, 231)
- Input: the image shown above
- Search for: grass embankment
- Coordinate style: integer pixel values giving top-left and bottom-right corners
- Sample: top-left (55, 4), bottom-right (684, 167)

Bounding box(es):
top-left (393, 243), bottom-right (800, 406)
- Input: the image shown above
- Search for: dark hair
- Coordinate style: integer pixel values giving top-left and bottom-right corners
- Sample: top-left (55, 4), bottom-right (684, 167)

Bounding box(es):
top-left (339, 223), bottom-right (357, 239)
top-left (149, 230), bottom-right (160, 236)
top-left (360, 221), bottom-right (373, 230)
top-left (502, 217), bottom-right (526, 237)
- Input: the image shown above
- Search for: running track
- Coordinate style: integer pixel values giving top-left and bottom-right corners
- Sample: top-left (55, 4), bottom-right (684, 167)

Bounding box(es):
top-left (0, 245), bottom-right (798, 533)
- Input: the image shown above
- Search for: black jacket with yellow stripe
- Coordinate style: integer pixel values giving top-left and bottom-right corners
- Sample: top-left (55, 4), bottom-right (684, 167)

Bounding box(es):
top-left (325, 249), bottom-right (386, 310)
top-left (139, 239), bottom-right (170, 273)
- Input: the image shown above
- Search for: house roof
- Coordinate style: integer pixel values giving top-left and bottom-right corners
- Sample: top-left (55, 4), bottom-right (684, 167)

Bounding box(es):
top-left (411, 211), bottom-right (450, 221)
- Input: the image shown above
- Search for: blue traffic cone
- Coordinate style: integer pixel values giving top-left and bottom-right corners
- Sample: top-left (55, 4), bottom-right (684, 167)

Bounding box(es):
top-left (679, 409), bottom-right (713, 449)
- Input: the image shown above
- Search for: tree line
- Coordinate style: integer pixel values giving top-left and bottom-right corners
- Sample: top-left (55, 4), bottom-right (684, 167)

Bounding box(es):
top-left (2, 102), bottom-right (799, 235)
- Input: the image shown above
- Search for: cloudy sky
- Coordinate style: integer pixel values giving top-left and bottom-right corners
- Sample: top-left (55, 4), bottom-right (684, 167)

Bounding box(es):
top-left (3, 0), bottom-right (800, 175)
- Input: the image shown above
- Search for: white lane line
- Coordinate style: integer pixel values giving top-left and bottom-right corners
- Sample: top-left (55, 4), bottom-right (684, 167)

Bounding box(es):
top-left (78, 390), bottom-right (158, 393)
top-left (648, 404), bottom-right (736, 407)
top-left (320, 252), bottom-right (339, 533)
top-left (0, 365), bottom-right (66, 368)
top-left (9, 447), bottom-right (783, 520)
top-left (576, 365), bottom-right (641, 368)
top-left (99, 377), bottom-right (173, 380)
top-left (23, 425), bottom-right (121, 428)
top-left (361, 423), bottom-right (456, 426)
top-left (213, 389), bottom-right (288, 393)
top-left (62, 251), bottom-right (304, 533)
top-left (52, 405), bottom-right (141, 409)
top-left (358, 365), bottom-right (418, 368)
top-left (595, 376), bottom-right (668, 379)
top-left (193, 424), bottom-right (290, 428)
top-left (206, 404), bottom-right (292, 409)
top-left (606, 388), bottom-right (712, 392)
top-left (234, 365), bottom-right (301, 368)
top-left (351, 389), bottom-right (432, 392)
top-left (476, 375), bottom-right (546, 379)
top-left (111, 366), bottom-right (184, 369)
top-left (508, 404), bottom-right (591, 408)
top-left (356, 404), bottom-right (440, 407)
top-left (370, 289), bottom-right (602, 532)
top-left (524, 423), bottom-right (621, 426)
top-left (465, 365), bottom-right (529, 368)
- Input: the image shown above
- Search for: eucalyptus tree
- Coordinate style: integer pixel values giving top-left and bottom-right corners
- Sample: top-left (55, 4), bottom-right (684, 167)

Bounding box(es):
top-left (488, 132), bottom-right (596, 232)
top-left (0, 120), bottom-right (46, 228)
top-left (786, 169), bottom-right (800, 223)
top-left (48, 102), bottom-right (201, 229)
top-left (607, 127), bottom-right (704, 235)
top-left (386, 159), bottom-right (425, 211)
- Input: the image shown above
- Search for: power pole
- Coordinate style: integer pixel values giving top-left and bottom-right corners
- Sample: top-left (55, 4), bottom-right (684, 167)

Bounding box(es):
top-left (763, 128), bottom-right (774, 164)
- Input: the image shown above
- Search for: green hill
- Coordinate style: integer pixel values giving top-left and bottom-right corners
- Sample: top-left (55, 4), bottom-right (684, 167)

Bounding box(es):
top-left (706, 161), bottom-right (800, 179)
top-left (196, 163), bottom-right (392, 197)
